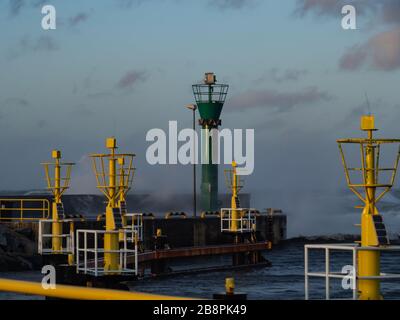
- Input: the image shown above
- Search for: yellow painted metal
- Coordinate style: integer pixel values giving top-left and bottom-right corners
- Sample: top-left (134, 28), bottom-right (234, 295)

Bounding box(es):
top-left (0, 199), bottom-right (50, 221)
top-left (225, 278), bottom-right (235, 295)
top-left (224, 161), bottom-right (243, 232)
top-left (90, 138), bottom-right (135, 275)
top-left (0, 278), bottom-right (193, 300)
top-left (106, 140), bottom-right (118, 272)
top-left (231, 162), bottom-right (238, 231)
top-left (118, 157), bottom-right (127, 229)
top-left (338, 115), bottom-right (400, 300)
top-left (42, 150), bottom-right (74, 255)
top-left (361, 115), bottom-right (376, 131)
top-left (117, 156), bottom-right (135, 234)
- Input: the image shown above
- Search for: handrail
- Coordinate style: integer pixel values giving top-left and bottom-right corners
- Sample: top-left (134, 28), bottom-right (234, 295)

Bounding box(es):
top-left (304, 243), bottom-right (400, 300)
top-left (0, 278), bottom-right (194, 300)
top-left (0, 198), bottom-right (50, 221)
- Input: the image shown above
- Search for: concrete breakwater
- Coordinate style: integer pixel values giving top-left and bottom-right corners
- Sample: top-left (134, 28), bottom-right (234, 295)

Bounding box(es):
top-left (0, 213), bottom-right (286, 272)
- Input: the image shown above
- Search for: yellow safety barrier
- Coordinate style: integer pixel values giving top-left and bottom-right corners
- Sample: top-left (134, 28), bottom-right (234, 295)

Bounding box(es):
top-left (0, 278), bottom-right (194, 300)
top-left (0, 199), bottom-right (50, 221)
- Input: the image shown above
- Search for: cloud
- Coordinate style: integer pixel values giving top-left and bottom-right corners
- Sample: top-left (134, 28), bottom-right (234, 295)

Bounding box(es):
top-left (340, 28), bottom-right (400, 71)
top-left (294, 0), bottom-right (378, 18)
top-left (8, 0), bottom-right (46, 17)
top-left (31, 35), bottom-right (59, 51)
top-left (6, 35), bottom-right (59, 59)
top-left (267, 68), bottom-right (308, 83)
top-left (114, 0), bottom-right (146, 9)
top-left (296, 0), bottom-right (400, 26)
top-left (209, 0), bottom-right (254, 10)
top-left (9, 0), bottom-right (25, 16)
top-left (117, 70), bottom-right (147, 90)
top-left (36, 119), bottom-right (47, 129)
top-left (69, 12), bottom-right (90, 27)
top-left (0, 98), bottom-right (30, 122)
top-left (295, 0), bottom-right (400, 72)
top-left (227, 86), bottom-right (332, 113)
top-left (380, 1), bottom-right (400, 25)
top-left (3, 98), bottom-right (30, 108)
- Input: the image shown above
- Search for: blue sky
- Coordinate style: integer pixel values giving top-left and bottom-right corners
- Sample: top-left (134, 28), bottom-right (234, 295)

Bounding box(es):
top-left (1, 0), bottom-right (400, 235)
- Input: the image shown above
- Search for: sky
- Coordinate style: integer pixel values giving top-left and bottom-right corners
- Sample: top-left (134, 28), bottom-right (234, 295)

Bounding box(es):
top-left (1, 0), bottom-right (400, 236)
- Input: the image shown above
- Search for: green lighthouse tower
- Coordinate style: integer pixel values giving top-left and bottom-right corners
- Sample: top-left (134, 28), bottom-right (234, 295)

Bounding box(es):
top-left (192, 73), bottom-right (229, 212)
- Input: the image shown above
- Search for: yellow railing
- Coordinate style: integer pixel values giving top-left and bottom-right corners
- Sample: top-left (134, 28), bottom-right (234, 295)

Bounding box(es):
top-left (0, 199), bottom-right (50, 221)
top-left (0, 278), bottom-right (194, 300)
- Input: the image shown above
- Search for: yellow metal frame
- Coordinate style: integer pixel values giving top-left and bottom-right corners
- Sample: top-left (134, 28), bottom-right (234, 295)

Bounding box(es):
top-left (0, 198), bottom-right (50, 221)
top-left (338, 139), bottom-right (400, 205)
top-left (41, 151), bottom-right (75, 257)
top-left (224, 161), bottom-right (244, 232)
top-left (337, 115), bottom-right (400, 300)
top-left (90, 138), bottom-right (135, 274)
top-left (91, 154), bottom-right (135, 204)
top-left (42, 163), bottom-right (74, 200)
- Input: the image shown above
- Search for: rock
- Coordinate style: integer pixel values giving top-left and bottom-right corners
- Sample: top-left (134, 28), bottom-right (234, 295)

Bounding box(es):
top-left (16, 228), bottom-right (35, 241)
top-left (0, 232), bottom-right (7, 247)
top-left (0, 224), bottom-right (39, 271)
top-left (0, 225), bottom-right (36, 255)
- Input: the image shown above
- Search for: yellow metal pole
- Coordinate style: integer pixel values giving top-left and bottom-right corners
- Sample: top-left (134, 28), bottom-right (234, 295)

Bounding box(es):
top-left (358, 126), bottom-right (381, 300)
top-left (52, 150), bottom-right (63, 253)
top-left (104, 138), bottom-right (120, 272)
top-left (0, 278), bottom-right (193, 300)
top-left (231, 161), bottom-right (238, 232)
top-left (118, 157), bottom-right (127, 228)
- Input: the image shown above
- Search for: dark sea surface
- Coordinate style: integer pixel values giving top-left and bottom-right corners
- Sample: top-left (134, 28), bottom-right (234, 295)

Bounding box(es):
top-left (1, 240), bottom-right (400, 300)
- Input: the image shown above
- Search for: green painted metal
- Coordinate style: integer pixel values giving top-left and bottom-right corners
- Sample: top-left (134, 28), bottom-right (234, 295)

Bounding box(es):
top-left (197, 102), bottom-right (224, 121)
top-left (201, 163), bottom-right (219, 211)
top-left (192, 76), bottom-right (229, 212)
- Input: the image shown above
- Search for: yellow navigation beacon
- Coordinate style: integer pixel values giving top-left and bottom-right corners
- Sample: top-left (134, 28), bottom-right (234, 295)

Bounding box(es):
top-left (338, 115), bottom-right (400, 300)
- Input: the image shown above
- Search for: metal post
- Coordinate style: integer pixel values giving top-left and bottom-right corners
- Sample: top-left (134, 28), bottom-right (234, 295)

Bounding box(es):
top-left (84, 231), bottom-right (87, 274)
top-left (305, 246), bottom-right (309, 300)
top-left (186, 104), bottom-right (197, 218)
top-left (76, 231), bottom-right (80, 272)
top-left (353, 247), bottom-right (357, 300)
top-left (325, 248), bottom-right (330, 300)
top-left (104, 138), bottom-right (119, 272)
top-left (94, 231), bottom-right (98, 276)
top-left (38, 221), bottom-right (42, 255)
top-left (135, 236), bottom-right (138, 276)
top-left (193, 108), bottom-right (197, 218)
top-left (52, 152), bottom-right (62, 252)
top-left (359, 127), bottom-right (381, 300)
top-left (231, 162), bottom-right (238, 232)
